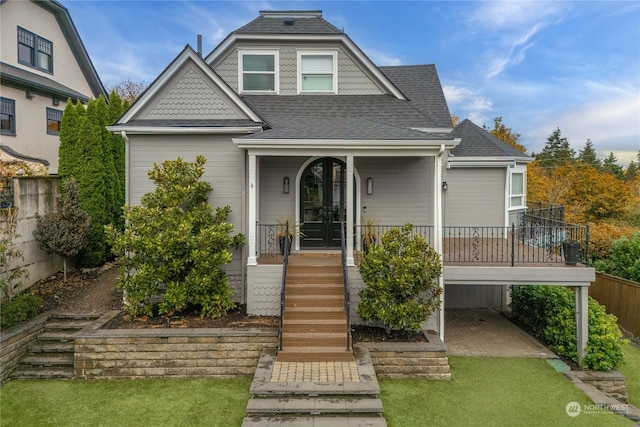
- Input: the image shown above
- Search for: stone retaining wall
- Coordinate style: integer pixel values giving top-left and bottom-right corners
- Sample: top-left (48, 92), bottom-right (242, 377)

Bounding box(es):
top-left (0, 312), bottom-right (50, 382)
top-left (572, 370), bottom-right (628, 402)
top-left (360, 331), bottom-right (451, 380)
top-left (74, 328), bottom-right (279, 379)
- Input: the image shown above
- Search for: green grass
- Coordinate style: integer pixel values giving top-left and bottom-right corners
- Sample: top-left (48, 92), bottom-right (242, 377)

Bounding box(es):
top-left (0, 377), bottom-right (251, 427)
top-left (620, 343), bottom-right (640, 407)
top-left (380, 357), bottom-right (634, 427)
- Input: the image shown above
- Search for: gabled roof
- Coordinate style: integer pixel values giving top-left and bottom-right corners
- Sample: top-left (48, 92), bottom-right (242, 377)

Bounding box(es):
top-left (29, 0), bottom-right (106, 98)
top-left (0, 61), bottom-right (89, 102)
top-left (451, 119), bottom-right (532, 160)
top-left (241, 95), bottom-right (450, 140)
top-left (380, 65), bottom-right (452, 129)
top-left (235, 10), bottom-right (342, 35)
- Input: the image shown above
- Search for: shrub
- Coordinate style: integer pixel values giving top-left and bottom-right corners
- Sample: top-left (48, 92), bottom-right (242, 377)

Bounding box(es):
top-left (0, 294), bottom-right (43, 328)
top-left (357, 224), bottom-right (442, 333)
top-left (594, 231), bottom-right (640, 282)
top-left (106, 156), bottom-right (244, 319)
top-left (511, 285), bottom-right (626, 370)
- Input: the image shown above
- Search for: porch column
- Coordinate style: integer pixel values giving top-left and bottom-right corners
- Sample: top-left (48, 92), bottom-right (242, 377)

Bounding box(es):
top-left (346, 155), bottom-right (355, 266)
top-left (434, 145), bottom-right (445, 340)
top-left (247, 153), bottom-right (257, 266)
top-left (575, 285), bottom-right (589, 359)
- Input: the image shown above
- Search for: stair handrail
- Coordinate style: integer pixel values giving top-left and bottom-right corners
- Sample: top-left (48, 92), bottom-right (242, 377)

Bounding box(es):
top-left (278, 221), bottom-right (290, 352)
top-left (341, 221), bottom-right (351, 352)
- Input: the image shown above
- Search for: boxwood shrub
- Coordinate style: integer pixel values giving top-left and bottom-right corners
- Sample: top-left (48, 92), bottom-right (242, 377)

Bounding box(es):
top-left (0, 294), bottom-right (43, 329)
top-left (511, 285), bottom-right (625, 371)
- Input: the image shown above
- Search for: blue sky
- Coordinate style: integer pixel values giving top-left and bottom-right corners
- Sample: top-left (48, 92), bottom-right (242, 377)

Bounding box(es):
top-left (65, 0), bottom-right (640, 165)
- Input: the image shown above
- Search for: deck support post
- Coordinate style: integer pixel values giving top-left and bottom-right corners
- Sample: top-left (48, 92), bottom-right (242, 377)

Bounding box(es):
top-left (248, 153), bottom-right (257, 266)
top-left (575, 285), bottom-right (589, 359)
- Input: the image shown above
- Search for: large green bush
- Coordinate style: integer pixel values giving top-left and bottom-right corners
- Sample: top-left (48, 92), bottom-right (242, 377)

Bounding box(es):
top-left (511, 285), bottom-right (626, 370)
top-left (357, 224), bottom-right (442, 333)
top-left (106, 156), bottom-right (244, 319)
top-left (0, 294), bottom-right (43, 328)
top-left (594, 231), bottom-right (640, 282)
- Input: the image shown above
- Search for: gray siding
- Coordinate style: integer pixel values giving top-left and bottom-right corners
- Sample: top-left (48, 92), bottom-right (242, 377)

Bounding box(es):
top-left (138, 63), bottom-right (247, 120)
top-left (258, 156), bottom-right (304, 223)
top-left (213, 43), bottom-right (384, 95)
top-left (355, 157), bottom-right (433, 225)
top-left (246, 265), bottom-right (281, 315)
top-left (128, 134), bottom-right (246, 279)
top-left (444, 284), bottom-right (508, 310)
top-left (444, 168), bottom-right (506, 226)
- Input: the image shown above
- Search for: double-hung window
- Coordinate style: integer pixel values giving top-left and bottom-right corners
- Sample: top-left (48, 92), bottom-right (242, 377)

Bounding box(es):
top-left (509, 166), bottom-right (526, 209)
top-left (47, 108), bottom-right (63, 135)
top-left (239, 51), bottom-right (278, 93)
top-left (298, 52), bottom-right (337, 93)
top-left (17, 27), bottom-right (53, 73)
top-left (1, 98), bottom-right (16, 136)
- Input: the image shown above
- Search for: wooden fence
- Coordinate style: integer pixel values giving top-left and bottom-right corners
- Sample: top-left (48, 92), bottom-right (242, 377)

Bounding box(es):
top-left (589, 272), bottom-right (640, 337)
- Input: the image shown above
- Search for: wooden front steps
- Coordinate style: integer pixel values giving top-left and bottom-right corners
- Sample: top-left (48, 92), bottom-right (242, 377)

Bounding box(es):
top-left (10, 313), bottom-right (103, 380)
top-left (277, 254), bottom-right (354, 362)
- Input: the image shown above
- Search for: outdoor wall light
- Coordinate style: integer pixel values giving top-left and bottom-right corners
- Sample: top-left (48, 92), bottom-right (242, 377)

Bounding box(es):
top-left (26, 89), bottom-right (35, 100)
top-left (367, 177), bottom-right (373, 195)
top-left (283, 176), bottom-right (290, 194)
top-left (52, 96), bottom-right (60, 106)
top-left (442, 181), bottom-right (448, 191)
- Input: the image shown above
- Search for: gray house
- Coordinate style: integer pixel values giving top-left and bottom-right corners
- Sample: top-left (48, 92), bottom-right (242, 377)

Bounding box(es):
top-left (109, 10), bottom-right (594, 360)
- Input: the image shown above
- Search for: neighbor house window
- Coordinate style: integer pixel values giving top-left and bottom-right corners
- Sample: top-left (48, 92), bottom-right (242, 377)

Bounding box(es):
top-left (509, 168), bottom-right (525, 209)
top-left (298, 52), bottom-right (337, 93)
top-left (238, 51), bottom-right (278, 93)
top-left (17, 27), bottom-right (53, 73)
top-left (46, 108), bottom-right (63, 135)
top-left (1, 98), bottom-right (16, 136)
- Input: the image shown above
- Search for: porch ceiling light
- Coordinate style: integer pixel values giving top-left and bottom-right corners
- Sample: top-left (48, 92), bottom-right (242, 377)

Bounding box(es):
top-left (367, 177), bottom-right (373, 195)
top-left (283, 176), bottom-right (290, 194)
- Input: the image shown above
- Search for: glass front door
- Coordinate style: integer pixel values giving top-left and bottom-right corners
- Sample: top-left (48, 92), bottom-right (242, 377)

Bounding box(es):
top-left (300, 158), bottom-right (345, 248)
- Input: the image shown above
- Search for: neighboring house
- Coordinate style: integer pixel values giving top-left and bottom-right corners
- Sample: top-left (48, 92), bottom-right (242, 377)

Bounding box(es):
top-left (0, 0), bottom-right (106, 174)
top-left (109, 11), bottom-right (595, 355)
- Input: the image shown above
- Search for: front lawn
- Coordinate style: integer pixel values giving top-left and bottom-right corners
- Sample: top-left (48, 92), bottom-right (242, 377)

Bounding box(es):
top-left (620, 342), bottom-right (640, 407)
top-left (0, 377), bottom-right (250, 427)
top-left (380, 356), bottom-right (634, 427)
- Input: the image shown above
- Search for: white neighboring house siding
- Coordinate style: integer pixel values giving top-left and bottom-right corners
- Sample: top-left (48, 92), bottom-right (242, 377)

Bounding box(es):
top-left (128, 134), bottom-right (247, 302)
top-left (213, 44), bottom-right (384, 95)
top-left (0, 0), bottom-right (95, 173)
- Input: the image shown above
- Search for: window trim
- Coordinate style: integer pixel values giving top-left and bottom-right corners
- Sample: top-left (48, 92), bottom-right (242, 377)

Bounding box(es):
top-left (17, 26), bottom-right (53, 74)
top-left (46, 107), bottom-right (63, 136)
top-left (297, 51), bottom-right (338, 94)
top-left (237, 50), bottom-right (279, 94)
top-left (1, 97), bottom-right (16, 136)
top-left (508, 165), bottom-right (526, 210)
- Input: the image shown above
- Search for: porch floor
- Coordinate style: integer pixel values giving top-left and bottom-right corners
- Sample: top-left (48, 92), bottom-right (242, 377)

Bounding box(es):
top-left (445, 308), bottom-right (556, 358)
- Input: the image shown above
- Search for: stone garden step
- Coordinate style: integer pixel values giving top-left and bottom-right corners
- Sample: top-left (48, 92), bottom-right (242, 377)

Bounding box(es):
top-left (10, 367), bottom-right (74, 380)
top-left (29, 342), bottom-right (75, 353)
top-left (246, 396), bottom-right (384, 415)
top-left (242, 415), bottom-right (387, 427)
top-left (21, 354), bottom-right (74, 367)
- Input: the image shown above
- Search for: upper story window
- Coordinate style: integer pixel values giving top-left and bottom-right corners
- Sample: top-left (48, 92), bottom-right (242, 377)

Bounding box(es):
top-left (18, 27), bottom-right (53, 73)
top-left (47, 108), bottom-right (63, 135)
top-left (509, 166), bottom-right (526, 209)
top-left (238, 51), bottom-right (279, 93)
top-left (1, 98), bottom-right (16, 136)
top-left (298, 51), bottom-right (337, 94)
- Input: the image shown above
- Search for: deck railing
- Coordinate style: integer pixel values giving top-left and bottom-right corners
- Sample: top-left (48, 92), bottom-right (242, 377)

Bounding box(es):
top-left (257, 223), bottom-right (288, 259)
top-left (340, 222), bottom-right (351, 352)
top-left (278, 222), bottom-right (290, 351)
top-left (354, 224), bottom-right (434, 250)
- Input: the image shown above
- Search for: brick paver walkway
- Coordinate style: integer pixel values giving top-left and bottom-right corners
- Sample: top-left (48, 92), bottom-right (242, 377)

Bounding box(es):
top-left (445, 308), bottom-right (556, 357)
top-left (270, 361), bottom-right (360, 382)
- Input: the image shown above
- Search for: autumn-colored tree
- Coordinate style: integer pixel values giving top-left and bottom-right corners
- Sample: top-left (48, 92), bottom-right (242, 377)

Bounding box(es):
top-left (485, 116), bottom-right (527, 153)
top-left (536, 127), bottom-right (575, 167)
top-left (105, 78), bottom-right (146, 103)
top-left (451, 114), bottom-right (460, 127)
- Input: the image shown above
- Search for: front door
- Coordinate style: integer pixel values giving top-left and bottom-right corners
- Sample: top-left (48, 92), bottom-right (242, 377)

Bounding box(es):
top-left (300, 158), bottom-right (345, 248)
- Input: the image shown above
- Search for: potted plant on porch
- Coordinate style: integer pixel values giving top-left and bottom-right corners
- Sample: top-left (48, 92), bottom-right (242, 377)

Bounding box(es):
top-left (275, 217), bottom-right (305, 256)
top-left (361, 218), bottom-right (378, 254)
top-left (561, 239), bottom-right (581, 265)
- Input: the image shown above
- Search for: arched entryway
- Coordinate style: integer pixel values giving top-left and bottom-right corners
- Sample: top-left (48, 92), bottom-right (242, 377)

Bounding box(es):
top-left (299, 158), bottom-right (346, 248)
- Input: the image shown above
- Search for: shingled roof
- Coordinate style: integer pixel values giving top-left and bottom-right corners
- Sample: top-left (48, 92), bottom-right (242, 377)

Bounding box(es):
top-left (235, 10), bottom-right (343, 35)
top-left (380, 65), bottom-right (452, 129)
top-left (451, 119), bottom-right (531, 158)
top-left (242, 95), bottom-right (450, 140)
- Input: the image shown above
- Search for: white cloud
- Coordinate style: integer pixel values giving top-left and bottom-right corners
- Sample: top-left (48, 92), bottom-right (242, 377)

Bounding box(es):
top-left (443, 85), bottom-right (493, 125)
top-left (466, 1), bottom-right (564, 31)
top-left (366, 49), bottom-right (403, 66)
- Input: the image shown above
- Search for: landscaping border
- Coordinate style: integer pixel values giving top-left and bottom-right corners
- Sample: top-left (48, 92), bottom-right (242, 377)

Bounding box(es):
top-left (0, 312), bottom-right (50, 382)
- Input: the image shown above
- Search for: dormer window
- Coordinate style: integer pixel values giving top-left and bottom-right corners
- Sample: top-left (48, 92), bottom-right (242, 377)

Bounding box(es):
top-left (298, 51), bottom-right (337, 94)
top-left (239, 50), bottom-right (279, 93)
top-left (18, 27), bottom-right (53, 73)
